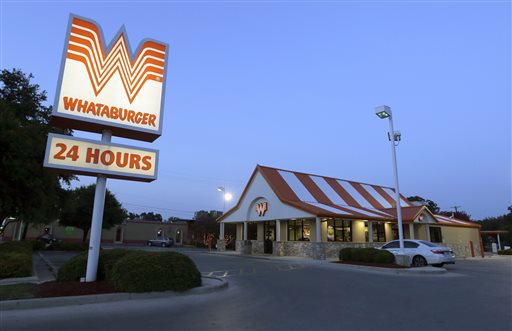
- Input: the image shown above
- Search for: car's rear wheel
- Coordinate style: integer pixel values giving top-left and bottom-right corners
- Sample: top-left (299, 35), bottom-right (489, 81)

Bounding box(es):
top-left (412, 255), bottom-right (427, 267)
top-left (161, 243), bottom-right (166, 247)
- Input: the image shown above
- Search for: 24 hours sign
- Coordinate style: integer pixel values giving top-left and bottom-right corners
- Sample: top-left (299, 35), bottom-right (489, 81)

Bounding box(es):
top-left (44, 133), bottom-right (158, 182)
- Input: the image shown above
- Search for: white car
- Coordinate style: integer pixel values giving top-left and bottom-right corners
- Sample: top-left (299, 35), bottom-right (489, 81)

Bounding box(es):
top-left (380, 240), bottom-right (456, 267)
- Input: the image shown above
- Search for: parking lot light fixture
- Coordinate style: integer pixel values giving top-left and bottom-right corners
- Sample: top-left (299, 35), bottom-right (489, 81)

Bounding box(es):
top-left (375, 105), bottom-right (405, 253)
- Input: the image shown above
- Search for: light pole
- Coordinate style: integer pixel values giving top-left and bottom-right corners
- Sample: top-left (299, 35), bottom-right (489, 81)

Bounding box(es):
top-left (216, 187), bottom-right (233, 213)
top-left (217, 186), bottom-right (233, 243)
top-left (375, 105), bottom-right (404, 252)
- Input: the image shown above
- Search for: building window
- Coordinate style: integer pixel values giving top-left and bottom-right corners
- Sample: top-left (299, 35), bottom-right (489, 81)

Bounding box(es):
top-left (247, 222), bottom-right (257, 240)
top-left (287, 219), bottom-right (311, 241)
top-left (391, 224), bottom-right (406, 240)
top-left (429, 227), bottom-right (442, 243)
top-left (326, 219), bottom-right (352, 242)
top-left (365, 222), bottom-right (386, 242)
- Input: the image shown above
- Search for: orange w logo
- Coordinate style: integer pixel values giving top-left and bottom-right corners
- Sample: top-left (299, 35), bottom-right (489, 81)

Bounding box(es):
top-left (66, 17), bottom-right (167, 104)
top-left (255, 202), bottom-right (268, 217)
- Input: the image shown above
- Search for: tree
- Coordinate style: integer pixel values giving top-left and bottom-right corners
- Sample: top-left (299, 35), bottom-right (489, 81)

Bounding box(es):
top-left (406, 196), bottom-right (440, 214)
top-left (189, 210), bottom-right (220, 244)
top-left (59, 184), bottom-right (127, 242)
top-left (140, 212), bottom-right (163, 222)
top-left (0, 69), bottom-right (74, 237)
top-left (477, 207), bottom-right (512, 245)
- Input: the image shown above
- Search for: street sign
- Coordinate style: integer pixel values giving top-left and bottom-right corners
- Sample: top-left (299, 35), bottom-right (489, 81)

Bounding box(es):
top-left (51, 15), bottom-right (169, 142)
top-left (44, 133), bottom-right (158, 182)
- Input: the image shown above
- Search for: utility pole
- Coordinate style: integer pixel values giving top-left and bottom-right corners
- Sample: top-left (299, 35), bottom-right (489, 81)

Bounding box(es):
top-left (451, 206), bottom-right (461, 213)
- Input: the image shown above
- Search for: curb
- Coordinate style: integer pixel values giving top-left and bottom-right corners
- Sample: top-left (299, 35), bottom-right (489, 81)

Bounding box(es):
top-left (0, 276), bottom-right (228, 311)
top-left (324, 262), bottom-right (447, 275)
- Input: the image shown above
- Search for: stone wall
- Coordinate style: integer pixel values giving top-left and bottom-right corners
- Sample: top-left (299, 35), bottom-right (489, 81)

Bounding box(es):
top-left (251, 240), bottom-right (264, 254)
top-left (441, 242), bottom-right (481, 258)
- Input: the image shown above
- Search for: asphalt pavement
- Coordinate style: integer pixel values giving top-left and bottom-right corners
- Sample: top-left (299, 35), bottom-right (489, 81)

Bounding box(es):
top-left (1, 248), bottom-right (510, 331)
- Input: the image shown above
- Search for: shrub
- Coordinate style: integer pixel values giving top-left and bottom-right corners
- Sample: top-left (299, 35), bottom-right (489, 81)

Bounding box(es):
top-left (102, 249), bottom-right (132, 280)
top-left (56, 252), bottom-right (91, 281)
top-left (56, 249), bottom-right (135, 282)
top-left (498, 249), bottom-right (512, 255)
top-left (374, 250), bottom-right (395, 263)
top-left (338, 247), bottom-right (395, 264)
top-left (110, 251), bottom-right (202, 293)
top-left (0, 252), bottom-right (32, 279)
top-left (339, 248), bottom-right (353, 261)
top-left (0, 241), bottom-right (33, 255)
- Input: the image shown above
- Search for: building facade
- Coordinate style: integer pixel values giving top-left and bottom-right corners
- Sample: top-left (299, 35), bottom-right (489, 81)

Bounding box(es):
top-left (1, 219), bottom-right (191, 246)
top-left (217, 165), bottom-right (482, 259)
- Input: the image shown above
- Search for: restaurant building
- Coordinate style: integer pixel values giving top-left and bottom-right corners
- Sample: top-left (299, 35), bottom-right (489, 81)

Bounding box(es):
top-left (217, 165), bottom-right (482, 259)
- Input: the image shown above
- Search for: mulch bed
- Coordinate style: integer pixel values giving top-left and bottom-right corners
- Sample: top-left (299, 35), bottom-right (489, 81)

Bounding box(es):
top-left (333, 261), bottom-right (408, 269)
top-left (35, 281), bottom-right (120, 298)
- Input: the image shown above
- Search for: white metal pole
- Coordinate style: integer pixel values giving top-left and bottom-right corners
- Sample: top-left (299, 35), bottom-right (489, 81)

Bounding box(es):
top-left (85, 130), bottom-right (112, 282)
top-left (388, 117), bottom-right (405, 252)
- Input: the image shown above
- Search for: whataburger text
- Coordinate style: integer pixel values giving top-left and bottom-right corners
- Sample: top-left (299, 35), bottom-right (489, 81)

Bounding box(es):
top-left (44, 134), bottom-right (158, 182)
top-left (62, 96), bottom-right (157, 127)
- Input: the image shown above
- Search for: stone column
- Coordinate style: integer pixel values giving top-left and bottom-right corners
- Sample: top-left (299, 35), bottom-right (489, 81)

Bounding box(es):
top-left (276, 220), bottom-right (281, 241)
top-left (425, 224), bottom-right (431, 241)
top-left (316, 217), bottom-right (322, 242)
top-left (409, 223), bottom-right (415, 240)
top-left (217, 239), bottom-right (226, 251)
top-left (368, 221), bottom-right (373, 243)
top-left (243, 222), bottom-right (248, 240)
top-left (220, 222), bottom-right (225, 240)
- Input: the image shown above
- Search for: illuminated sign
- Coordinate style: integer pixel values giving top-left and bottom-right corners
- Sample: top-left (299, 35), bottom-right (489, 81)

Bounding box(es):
top-left (51, 15), bottom-right (169, 142)
top-left (256, 202), bottom-right (268, 217)
top-left (43, 133), bottom-right (158, 182)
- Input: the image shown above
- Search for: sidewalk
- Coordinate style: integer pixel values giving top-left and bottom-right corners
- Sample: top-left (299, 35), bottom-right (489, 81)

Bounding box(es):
top-left (0, 252), bottom-right (55, 286)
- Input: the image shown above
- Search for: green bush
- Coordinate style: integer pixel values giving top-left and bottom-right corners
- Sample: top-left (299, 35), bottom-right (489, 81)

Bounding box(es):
top-left (339, 248), bottom-right (353, 261)
top-left (110, 251), bottom-right (202, 293)
top-left (497, 249), bottom-right (512, 255)
top-left (0, 252), bottom-right (32, 279)
top-left (56, 252), bottom-right (90, 281)
top-left (102, 249), bottom-right (132, 280)
top-left (0, 241), bottom-right (33, 255)
top-left (374, 250), bottom-right (395, 263)
top-left (57, 249), bottom-right (135, 282)
top-left (338, 247), bottom-right (395, 264)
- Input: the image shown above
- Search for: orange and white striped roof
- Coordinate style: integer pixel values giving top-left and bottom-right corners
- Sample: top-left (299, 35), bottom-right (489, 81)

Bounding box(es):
top-left (257, 165), bottom-right (414, 220)
top-left (219, 165), bottom-right (480, 229)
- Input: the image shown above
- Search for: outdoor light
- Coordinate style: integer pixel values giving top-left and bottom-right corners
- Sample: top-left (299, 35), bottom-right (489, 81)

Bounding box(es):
top-left (375, 105), bottom-right (405, 253)
top-left (375, 105), bottom-right (391, 119)
top-left (217, 186), bottom-right (233, 212)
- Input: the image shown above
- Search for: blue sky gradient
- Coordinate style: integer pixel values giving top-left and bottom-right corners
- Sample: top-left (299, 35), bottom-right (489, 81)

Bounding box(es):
top-left (1, 0), bottom-right (510, 220)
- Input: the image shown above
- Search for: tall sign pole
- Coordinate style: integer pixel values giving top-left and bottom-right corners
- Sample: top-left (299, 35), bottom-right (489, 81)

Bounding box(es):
top-left (85, 130), bottom-right (111, 281)
top-left (45, 14), bottom-right (169, 282)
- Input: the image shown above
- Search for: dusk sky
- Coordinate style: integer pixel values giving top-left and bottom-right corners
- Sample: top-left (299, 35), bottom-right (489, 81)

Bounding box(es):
top-left (1, 0), bottom-right (510, 220)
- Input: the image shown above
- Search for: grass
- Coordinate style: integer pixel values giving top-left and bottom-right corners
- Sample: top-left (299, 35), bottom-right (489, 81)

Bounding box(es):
top-left (0, 283), bottom-right (36, 300)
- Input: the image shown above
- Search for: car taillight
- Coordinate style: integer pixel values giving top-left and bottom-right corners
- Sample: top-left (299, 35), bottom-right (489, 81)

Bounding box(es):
top-left (431, 250), bottom-right (445, 254)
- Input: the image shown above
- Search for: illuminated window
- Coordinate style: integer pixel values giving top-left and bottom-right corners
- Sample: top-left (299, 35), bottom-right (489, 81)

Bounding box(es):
top-left (287, 219), bottom-right (311, 241)
top-left (326, 219), bottom-right (352, 242)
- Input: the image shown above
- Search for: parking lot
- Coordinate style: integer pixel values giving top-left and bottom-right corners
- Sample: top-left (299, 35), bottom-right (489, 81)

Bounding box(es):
top-left (2, 248), bottom-right (511, 331)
